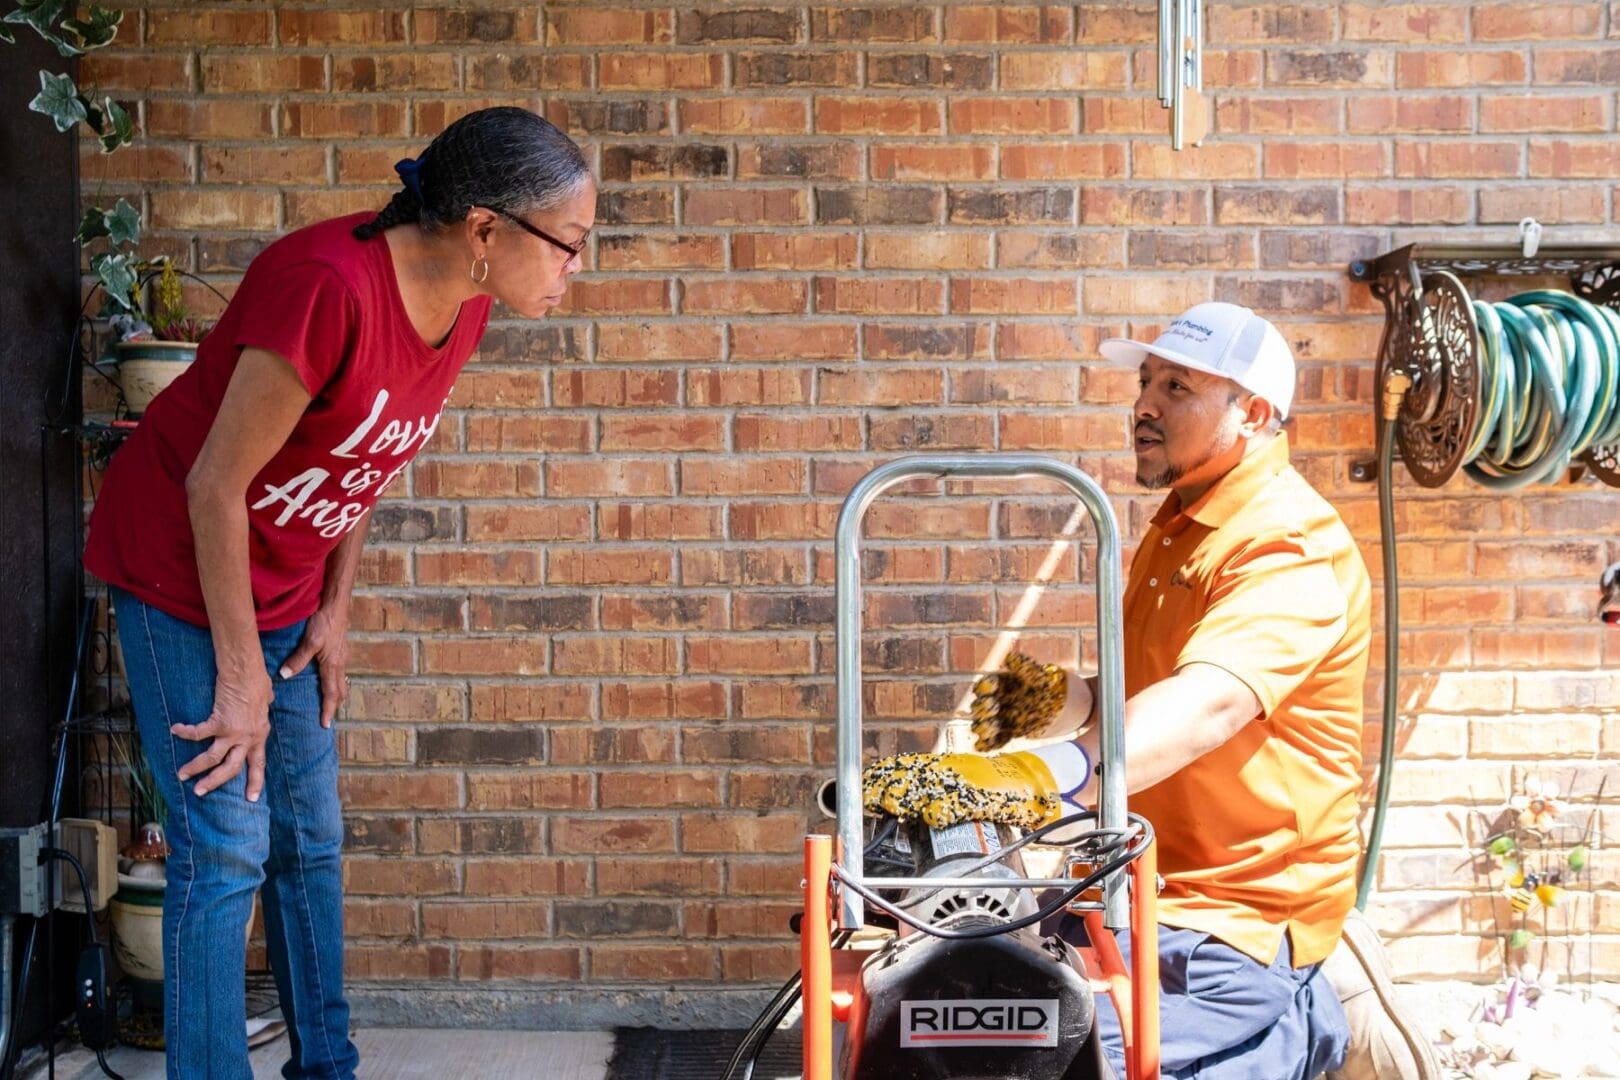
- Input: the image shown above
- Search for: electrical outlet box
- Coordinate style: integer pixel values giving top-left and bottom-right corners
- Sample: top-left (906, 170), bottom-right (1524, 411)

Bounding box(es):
top-left (0, 824), bottom-right (50, 917)
top-left (55, 819), bottom-right (119, 913)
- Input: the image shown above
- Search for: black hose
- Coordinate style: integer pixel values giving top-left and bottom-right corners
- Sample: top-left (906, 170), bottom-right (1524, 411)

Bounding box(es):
top-left (1357, 414), bottom-right (1401, 910)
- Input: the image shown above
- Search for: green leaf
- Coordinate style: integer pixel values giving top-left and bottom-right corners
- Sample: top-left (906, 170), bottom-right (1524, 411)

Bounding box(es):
top-left (91, 251), bottom-right (139, 313)
top-left (82, 96), bottom-right (103, 134)
top-left (75, 208), bottom-right (109, 244)
top-left (97, 98), bottom-right (133, 152)
top-left (1508, 929), bottom-right (1533, 950)
top-left (1487, 836), bottom-right (1516, 856)
top-left (28, 70), bottom-right (86, 132)
top-left (105, 199), bottom-right (140, 247)
top-left (1569, 844), bottom-right (1588, 873)
top-left (0, 23), bottom-right (14, 44)
top-left (4, 0), bottom-right (67, 39)
top-left (61, 5), bottom-right (122, 50)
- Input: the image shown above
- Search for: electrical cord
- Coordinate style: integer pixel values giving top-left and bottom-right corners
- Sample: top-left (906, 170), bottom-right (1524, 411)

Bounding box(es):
top-left (719, 929), bottom-right (854, 1080)
top-left (834, 815), bottom-right (1153, 941)
top-left (38, 850), bottom-right (125, 1080)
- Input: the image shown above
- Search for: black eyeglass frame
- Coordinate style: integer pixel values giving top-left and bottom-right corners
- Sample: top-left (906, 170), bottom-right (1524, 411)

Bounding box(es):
top-left (485, 205), bottom-right (588, 259)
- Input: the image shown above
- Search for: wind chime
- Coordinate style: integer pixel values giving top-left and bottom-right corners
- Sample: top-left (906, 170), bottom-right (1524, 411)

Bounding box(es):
top-left (1156, 0), bottom-right (1206, 148)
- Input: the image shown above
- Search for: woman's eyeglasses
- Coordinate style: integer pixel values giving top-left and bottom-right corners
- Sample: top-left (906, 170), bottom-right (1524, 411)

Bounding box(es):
top-left (486, 206), bottom-right (587, 260)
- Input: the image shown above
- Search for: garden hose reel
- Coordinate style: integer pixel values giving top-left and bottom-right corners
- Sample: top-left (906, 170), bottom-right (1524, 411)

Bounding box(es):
top-left (1352, 231), bottom-right (1620, 491)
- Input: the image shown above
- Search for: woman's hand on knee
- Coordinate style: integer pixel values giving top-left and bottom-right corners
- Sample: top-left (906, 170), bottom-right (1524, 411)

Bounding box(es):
top-left (280, 606), bottom-right (350, 729)
top-left (172, 672), bottom-right (274, 801)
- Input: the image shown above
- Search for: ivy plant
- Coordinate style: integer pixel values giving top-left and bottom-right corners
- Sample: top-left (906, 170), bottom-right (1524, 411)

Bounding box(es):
top-left (8, 0), bottom-right (146, 313)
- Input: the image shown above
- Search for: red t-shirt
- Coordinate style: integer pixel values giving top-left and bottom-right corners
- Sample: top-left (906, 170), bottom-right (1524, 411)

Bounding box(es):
top-left (85, 213), bottom-right (493, 629)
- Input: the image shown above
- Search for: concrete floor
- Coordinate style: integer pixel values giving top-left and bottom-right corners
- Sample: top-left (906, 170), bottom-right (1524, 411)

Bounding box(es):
top-left (23, 1028), bottom-right (615, 1080)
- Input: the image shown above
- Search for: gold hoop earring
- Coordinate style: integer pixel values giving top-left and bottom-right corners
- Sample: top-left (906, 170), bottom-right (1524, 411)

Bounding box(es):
top-left (470, 256), bottom-right (489, 284)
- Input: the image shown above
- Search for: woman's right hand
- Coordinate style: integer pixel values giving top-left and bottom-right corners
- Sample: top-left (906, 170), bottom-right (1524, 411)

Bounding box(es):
top-left (172, 671), bottom-right (274, 801)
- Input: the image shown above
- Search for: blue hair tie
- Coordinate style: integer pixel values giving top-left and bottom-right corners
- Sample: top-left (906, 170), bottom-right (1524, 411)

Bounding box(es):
top-left (394, 155), bottom-right (425, 203)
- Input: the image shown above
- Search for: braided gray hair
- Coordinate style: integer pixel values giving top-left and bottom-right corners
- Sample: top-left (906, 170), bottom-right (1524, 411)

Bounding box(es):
top-left (354, 107), bottom-right (590, 241)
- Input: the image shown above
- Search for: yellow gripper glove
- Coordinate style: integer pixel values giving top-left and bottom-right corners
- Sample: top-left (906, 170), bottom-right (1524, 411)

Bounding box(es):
top-left (861, 750), bottom-right (1069, 830)
top-left (969, 651), bottom-right (1069, 752)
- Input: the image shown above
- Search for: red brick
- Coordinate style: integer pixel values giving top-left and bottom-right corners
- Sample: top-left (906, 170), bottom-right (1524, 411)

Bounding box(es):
top-left (1530, 138), bottom-right (1620, 178)
top-left (599, 504), bottom-right (725, 542)
top-left (815, 97), bottom-right (941, 135)
top-left (949, 98), bottom-right (1077, 135)
top-left (599, 415), bottom-right (726, 453)
top-left (148, 8), bottom-right (270, 44)
top-left (949, 277), bottom-right (1078, 315)
top-left (600, 771), bottom-right (727, 810)
top-left (683, 278), bottom-right (807, 315)
top-left (414, 9), bottom-right (540, 45)
top-left (1341, 4), bottom-right (1468, 42)
top-left (548, 548), bottom-right (674, 586)
top-left (818, 368), bottom-right (943, 407)
top-left (1000, 52), bottom-right (1126, 90)
top-left (1003, 143), bottom-right (1127, 181)
top-left (553, 817), bottom-right (677, 854)
top-left (596, 323), bottom-right (722, 362)
top-left (1266, 50), bottom-right (1394, 89)
top-left (1479, 185), bottom-right (1606, 224)
top-left (599, 53), bottom-right (725, 91)
top-left (464, 505), bottom-right (593, 542)
top-left (814, 277), bottom-right (945, 315)
top-left (1480, 94), bottom-right (1609, 132)
top-left (550, 278), bottom-right (671, 317)
top-left (1207, 4), bottom-right (1335, 43)
top-left (1215, 95), bottom-right (1341, 135)
top-left (1345, 185), bottom-right (1473, 225)
top-left (1474, 4), bottom-right (1602, 40)
top-left (146, 101), bottom-right (272, 140)
top-left (680, 98), bottom-right (807, 135)
top-left (278, 9), bottom-right (406, 45)
top-left (546, 458), bottom-right (676, 496)
top-left (944, 5), bottom-right (1070, 42)
top-left (685, 189), bottom-right (806, 227)
top-left (597, 234), bottom-right (725, 271)
top-left (1396, 50), bottom-right (1527, 88)
top-left (686, 368), bottom-right (811, 407)
top-left (732, 233), bottom-right (857, 271)
top-left (458, 947), bottom-right (581, 981)
top-left (280, 102), bottom-right (406, 139)
top-left (333, 54), bottom-right (455, 92)
top-left (149, 190), bottom-right (277, 231)
top-left (553, 636), bottom-right (680, 676)
top-left (1395, 141), bottom-right (1522, 179)
top-left (80, 52), bottom-right (192, 92)
top-left (554, 370), bottom-right (681, 408)
top-left (463, 858), bottom-right (591, 897)
top-left (1134, 141), bottom-right (1263, 179)
top-left (729, 323), bottom-right (858, 361)
top-left (1347, 95), bottom-right (1473, 133)
top-left (872, 144), bottom-right (996, 181)
top-left (1265, 141), bottom-right (1388, 179)
top-left (470, 683), bottom-right (594, 723)
top-left (546, 8), bottom-right (673, 44)
top-left (681, 457), bottom-right (806, 495)
top-left (866, 232), bottom-right (992, 270)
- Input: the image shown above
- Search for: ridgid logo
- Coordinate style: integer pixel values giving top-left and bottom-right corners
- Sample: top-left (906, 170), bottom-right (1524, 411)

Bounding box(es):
top-left (900, 999), bottom-right (1060, 1048)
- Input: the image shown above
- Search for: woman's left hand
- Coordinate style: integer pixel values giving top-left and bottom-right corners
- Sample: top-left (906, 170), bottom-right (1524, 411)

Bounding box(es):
top-left (280, 606), bottom-right (351, 728)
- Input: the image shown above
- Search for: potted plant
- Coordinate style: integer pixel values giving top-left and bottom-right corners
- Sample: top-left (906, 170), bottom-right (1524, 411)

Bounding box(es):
top-left (107, 734), bottom-right (167, 1001)
top-left (109, 259), bottom-right (210, 415)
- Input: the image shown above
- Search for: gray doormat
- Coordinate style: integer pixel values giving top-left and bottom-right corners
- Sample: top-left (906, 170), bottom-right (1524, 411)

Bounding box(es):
top-left (606, 1027), bottom-right (802, 1080)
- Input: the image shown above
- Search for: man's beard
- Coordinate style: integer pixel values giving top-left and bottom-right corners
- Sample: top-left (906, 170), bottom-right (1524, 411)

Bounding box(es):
top-left (1135, 415), bottom-right (1238, 490)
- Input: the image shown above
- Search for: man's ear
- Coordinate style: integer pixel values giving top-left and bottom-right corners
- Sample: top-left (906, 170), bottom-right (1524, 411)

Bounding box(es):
top-left (1240, 393), bottom-right (1276, 437)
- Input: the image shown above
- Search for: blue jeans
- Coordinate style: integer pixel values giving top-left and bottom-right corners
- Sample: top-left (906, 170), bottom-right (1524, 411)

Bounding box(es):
top-left (113, 589), bottom-right (358, 1080)
top-left (1062, 918), bottom-right (1348, 1080)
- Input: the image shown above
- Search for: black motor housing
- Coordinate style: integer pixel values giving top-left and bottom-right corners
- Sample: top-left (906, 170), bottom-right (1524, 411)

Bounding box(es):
top-left (844, 922), bottom-right (1114, 1080)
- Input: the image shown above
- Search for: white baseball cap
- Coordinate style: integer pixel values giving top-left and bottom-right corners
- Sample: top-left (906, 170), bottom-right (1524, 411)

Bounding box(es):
top-left (1099, 302), bottom-right (1296, 420)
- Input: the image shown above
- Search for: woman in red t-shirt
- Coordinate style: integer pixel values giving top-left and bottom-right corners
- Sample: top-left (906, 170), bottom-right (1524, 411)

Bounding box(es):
top-left (85, 107), bottom-right (594, 1080)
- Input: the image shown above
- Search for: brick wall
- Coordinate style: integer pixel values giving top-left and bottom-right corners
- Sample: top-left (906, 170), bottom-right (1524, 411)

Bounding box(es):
top-left (81, 1), bottom-right (1620, 1020)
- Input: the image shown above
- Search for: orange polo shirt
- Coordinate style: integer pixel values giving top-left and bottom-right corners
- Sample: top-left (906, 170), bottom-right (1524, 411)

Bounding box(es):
top-left (1124, 434), bottom-right (1370, 968)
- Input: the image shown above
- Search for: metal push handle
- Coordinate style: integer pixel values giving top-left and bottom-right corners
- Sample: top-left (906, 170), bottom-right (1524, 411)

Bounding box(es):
top-left (833, 455), bottom-right (1129, 929)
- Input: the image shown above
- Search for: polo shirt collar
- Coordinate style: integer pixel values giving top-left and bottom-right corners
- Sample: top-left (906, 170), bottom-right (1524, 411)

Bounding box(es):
top-left (1151, 433), bottom-right (1292, 532)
